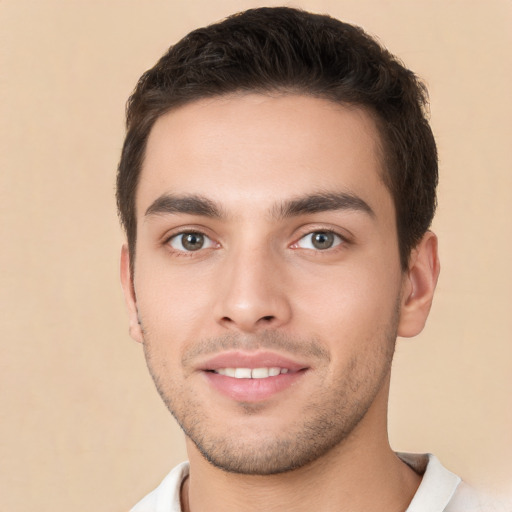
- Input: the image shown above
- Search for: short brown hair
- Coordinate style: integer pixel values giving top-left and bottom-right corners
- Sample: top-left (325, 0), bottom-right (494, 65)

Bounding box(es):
top-left (117, 7), bottom-right (437, 270)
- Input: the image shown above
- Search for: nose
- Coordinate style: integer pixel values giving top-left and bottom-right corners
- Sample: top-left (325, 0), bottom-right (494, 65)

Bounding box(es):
top-left (213, 245), bottom-right (292, 333)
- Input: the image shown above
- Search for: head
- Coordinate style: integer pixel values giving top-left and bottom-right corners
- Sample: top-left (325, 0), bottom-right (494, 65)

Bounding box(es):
top-left (117, 6), bottom-right (438, 273)
top-left (117, 7), bottom-right (440, 476)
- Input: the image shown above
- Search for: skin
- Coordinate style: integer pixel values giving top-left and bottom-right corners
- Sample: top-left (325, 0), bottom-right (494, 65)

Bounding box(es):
top-left (121, 94), bottom-right (440, 511)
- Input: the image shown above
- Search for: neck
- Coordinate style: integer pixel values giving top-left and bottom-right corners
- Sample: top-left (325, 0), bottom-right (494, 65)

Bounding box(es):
top-left (181, 385), bottom-right (421, 512)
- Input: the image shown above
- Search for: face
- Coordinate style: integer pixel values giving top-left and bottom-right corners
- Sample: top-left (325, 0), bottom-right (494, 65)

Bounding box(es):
top-left (122, 94), bottom-right (423, 475)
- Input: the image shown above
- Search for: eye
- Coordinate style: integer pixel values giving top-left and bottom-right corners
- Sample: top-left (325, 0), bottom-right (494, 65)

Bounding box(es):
top-left (296, 231), bottom-right (343, 250)
top-left (168, 232), bottom-right (215, 252)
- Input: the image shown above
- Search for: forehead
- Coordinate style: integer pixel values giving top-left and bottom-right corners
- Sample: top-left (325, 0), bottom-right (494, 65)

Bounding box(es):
top-left (138, 94), bottom-right (393, 220)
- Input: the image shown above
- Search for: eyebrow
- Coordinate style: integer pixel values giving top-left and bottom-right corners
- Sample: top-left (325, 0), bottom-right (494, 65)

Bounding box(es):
top-left (144, 191), bottom-right (374, 221)
top-left (274, 192), bottom-right (375, 219)
top-left (145, 194), bottom-right (224, 219)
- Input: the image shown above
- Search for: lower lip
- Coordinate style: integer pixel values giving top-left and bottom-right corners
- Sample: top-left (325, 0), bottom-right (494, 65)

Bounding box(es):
top-left (203, 371), bottom-right (306, 402)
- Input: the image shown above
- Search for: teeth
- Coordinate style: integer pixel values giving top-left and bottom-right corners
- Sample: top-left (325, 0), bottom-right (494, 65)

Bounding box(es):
top-left (234, 368), bottom-right (252, 379)
top-left (215, 367), bottom-right (289, 379)
top-left (252, 368), bottom-right (269, 379)
top-left (216, 368), bottom-right (236, 377)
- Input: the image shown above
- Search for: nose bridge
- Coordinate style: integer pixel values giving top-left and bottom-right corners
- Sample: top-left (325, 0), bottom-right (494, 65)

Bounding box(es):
top-left (214, 238), bottom-right (291, 332)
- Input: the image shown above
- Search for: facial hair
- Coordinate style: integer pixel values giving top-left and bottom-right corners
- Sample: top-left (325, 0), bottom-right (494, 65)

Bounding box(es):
top-left (141, 308), bottom-right (398, 476)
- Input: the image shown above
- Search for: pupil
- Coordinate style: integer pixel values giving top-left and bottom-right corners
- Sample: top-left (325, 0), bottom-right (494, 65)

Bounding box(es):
top-left (183, 233), bottom-right (204, 251)
top-left (312, 232), bottom-right (333, 249)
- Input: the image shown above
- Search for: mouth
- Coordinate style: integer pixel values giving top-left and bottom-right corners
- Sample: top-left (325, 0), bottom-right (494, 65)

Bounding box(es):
top-left (211, 367), bottom-right (290, 378)
top-left (199, 352), bottom-right (309, 402)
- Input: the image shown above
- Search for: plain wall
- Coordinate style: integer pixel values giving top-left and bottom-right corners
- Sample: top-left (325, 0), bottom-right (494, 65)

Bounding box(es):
top-left (1, 1), bottom-right (510, 511)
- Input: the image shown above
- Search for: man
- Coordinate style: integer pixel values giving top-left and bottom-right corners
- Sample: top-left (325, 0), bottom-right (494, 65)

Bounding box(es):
top-left (117, 7), bottom-right (489, 512)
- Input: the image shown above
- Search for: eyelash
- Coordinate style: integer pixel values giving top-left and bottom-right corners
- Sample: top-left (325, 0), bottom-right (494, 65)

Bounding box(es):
top-left (165, 230), bottom-right (218, 255)
top-left (164, 228), bottom-right (349, 255)
top-left (291, 230), bottom-right (346, 251)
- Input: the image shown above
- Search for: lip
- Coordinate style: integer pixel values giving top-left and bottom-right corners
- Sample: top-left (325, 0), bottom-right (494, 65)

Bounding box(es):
top-left (198, 351), bottom-right (309, 402)
top-left (198, 351), bottom-right (307, 372)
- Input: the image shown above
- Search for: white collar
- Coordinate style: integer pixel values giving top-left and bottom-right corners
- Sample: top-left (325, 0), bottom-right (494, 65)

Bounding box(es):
top-left (132, 453), bottom-right (463, 512)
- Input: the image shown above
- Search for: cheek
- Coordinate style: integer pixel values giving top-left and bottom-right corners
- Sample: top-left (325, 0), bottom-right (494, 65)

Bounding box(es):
top-left (135, 251), bottom-right (215, 319)
top-left (138, 289), bottom-right (211, 342)
top-left (134, 251), bottom-right (229, 366)
top-left (293, 261), bottom-right (401, 320)
top-left (290, 260), bottom-right (402, 360)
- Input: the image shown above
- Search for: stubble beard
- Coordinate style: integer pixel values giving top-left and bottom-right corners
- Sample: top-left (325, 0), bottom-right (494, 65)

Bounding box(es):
top-left (142, 313), bottom-right (398, 476)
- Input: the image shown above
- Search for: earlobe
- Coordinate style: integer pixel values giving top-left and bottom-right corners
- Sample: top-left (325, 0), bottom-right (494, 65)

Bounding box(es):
top-left (397, 231), bottom-right (440, 338)
top-left (120, 244), bottom-right (144, 343)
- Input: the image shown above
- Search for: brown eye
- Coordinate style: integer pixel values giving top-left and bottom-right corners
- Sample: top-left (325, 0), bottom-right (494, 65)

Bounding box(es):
top-left (170, 232), bottom-right (214, 252)
top-left (182, 233), bottom-right (204, 251)
top-left (296, 231), bottom-right (342, 250)
top-left (311, 232), bottom-right (335, 249)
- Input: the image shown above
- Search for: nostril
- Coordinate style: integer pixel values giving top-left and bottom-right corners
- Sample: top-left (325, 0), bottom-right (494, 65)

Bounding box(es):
top-left (261, 316), bottom-right (275, 322)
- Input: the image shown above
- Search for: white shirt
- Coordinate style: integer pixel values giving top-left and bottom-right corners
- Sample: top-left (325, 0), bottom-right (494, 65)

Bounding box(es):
top-left (130, 453), bottom-right (504, 512)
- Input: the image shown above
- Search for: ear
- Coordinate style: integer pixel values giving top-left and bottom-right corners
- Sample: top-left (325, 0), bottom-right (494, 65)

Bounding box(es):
top-left (397, 231), bottom-right (440, 338)
top-left (120, 244), bottom-right (144, 343)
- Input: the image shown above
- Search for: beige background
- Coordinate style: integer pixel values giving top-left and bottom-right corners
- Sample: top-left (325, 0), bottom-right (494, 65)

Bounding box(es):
top-left (1, 1), bottom-right (511, 511)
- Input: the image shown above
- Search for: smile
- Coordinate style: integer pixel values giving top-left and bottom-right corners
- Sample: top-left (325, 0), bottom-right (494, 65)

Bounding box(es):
top-left (197, 351), bottom-right (309, 402)
top-left (213, 367), bottom-right (290, 379)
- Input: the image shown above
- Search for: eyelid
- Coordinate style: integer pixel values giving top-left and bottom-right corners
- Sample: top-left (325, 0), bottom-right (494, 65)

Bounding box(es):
top-left (164, 227), bottom-right (220, 253)
top-left (294, 231), bottom-right (343, 250)
top-left (290, 225), bottom-right (352, 248)
top-left (161, 224), bottom-right (351, 253)
top-left (172, 233), bottom-right (214, 250)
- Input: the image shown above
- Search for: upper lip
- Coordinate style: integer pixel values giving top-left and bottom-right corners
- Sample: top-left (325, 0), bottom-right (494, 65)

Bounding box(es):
top-left (197, 351), bottom-right (308, 372)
